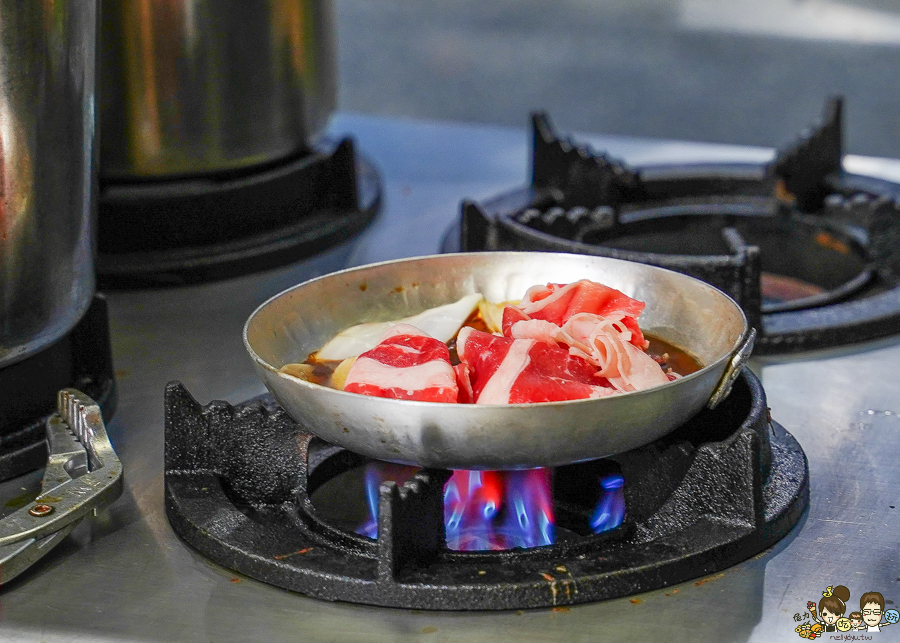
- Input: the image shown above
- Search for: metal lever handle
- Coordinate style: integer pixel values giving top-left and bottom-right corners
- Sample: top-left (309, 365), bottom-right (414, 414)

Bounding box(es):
top-left (0, 520), bottom-right (81, 585)
top-left (0, 389), bottom-right (123, 548)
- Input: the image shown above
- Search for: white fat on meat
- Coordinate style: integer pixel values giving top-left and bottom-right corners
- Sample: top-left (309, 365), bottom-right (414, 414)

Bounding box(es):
top-left (518, 281), bottom-right (578, 316)
top-left (344, 358), bottom-right (457, 396)
top-left (508, 319), bottom-right (565, 344)
top-left (474, 338), bottom-right (535, 405)
top-left (315, 293), bottom-right (483, 361)
top-left (562, 313), bottom-right (668, 392)
top-left (509, 313), bottom-right (669, 393)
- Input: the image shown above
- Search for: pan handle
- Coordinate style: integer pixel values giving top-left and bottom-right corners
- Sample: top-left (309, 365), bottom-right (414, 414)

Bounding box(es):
top-left (707, 328), bottom-right (756, 410)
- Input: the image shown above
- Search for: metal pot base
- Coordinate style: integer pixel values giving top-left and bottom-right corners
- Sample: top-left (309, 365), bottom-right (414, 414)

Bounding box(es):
top-left (0, 296), bottom-right (116, 483)
top-left (96, 139), bottom-right (381, 288)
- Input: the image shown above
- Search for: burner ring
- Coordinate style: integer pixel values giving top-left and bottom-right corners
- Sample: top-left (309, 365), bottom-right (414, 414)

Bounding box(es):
top-left (163, 370), bottom-right (808, 610)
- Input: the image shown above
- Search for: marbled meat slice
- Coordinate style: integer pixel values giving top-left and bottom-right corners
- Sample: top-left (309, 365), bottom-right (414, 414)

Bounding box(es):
top-left (456, 327), bottom-right (616, 404)
top-left (511, 280), bottom-right (648, 348)
top-left (560, 313), bottom-right (670, 392)
top-left (343, 323), bottom-right (458, 402)
top-left (507, 314), bottom-right (670, 394)
top-left (454, 363), bottom-right (474, 404)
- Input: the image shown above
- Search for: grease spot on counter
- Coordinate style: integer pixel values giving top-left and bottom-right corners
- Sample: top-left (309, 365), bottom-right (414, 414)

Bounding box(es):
top-left (695, 572), bottom-right (726, 587)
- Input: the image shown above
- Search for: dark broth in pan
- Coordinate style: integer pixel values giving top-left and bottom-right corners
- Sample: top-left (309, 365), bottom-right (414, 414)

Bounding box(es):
top-left (646, 336), bottom-right (703, 377)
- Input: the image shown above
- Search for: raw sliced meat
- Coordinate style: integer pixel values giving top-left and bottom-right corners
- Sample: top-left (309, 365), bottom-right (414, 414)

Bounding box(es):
top-left (507, 313), bottom-right (669, 393)
top-left (344, 324), bottom-right (458, 402)
top-left (514, 280), bottom-right (648, 348)
top-left (501, 305), bottom-right (532, 337)
top-left (507, 318), bottom-right (565, 345)
top-left (456, 327), bottom-right (616, 404)
top-left (315, 293), bottom-right (483, 361)
top-left (560, 313), bottom-right (669, 392)
top-left (455, 363), bottom-right (474, 404)
top-left (519, 280), bottom-right (645, 321)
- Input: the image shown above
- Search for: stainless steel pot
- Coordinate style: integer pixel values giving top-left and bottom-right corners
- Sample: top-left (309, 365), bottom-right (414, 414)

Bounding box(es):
top-left (244, 252), bottom-right (752, 470)
top-left (99, 0), bottom-right (337, 179)
top-left (0, 1), bottom-right (98, 369)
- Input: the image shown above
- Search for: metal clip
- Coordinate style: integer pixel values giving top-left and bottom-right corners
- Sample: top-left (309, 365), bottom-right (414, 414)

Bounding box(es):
top-left (0, 389), bottom-right (123, 584)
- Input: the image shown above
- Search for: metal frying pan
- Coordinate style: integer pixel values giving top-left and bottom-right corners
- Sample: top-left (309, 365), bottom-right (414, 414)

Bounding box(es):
top-left (244, 252), bottom-right (751, 470)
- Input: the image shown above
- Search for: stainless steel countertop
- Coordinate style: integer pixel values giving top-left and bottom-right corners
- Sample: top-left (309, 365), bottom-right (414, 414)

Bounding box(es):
top-left (1, 114), bottom-right (898, 642)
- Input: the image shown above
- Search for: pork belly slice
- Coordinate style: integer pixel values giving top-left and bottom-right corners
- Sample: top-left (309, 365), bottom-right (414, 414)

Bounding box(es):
top-left (344, 324), bottom-right (458, 402)
top-left (509, 280), bottom-right (648, 349)
top-left (456, 327), bottom-right (616, 405)
top-left (315, 293), bottom-right (483, 361)
top-left (508, 313), bottom-right (670, 393)
top-left (561, 313), bottom-right (669, 392)
top-left (454, 363), bottom-right (475, 404)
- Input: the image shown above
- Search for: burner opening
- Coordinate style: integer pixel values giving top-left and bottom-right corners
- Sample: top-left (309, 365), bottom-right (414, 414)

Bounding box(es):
top-left (576, 210), bottom-right (871, 313)
top-left (308, 458), bottom-right (381, 534)
top-left (308, 456), bottom-right (627, 553)
top-left (553, 459), bottom-right (625, 537)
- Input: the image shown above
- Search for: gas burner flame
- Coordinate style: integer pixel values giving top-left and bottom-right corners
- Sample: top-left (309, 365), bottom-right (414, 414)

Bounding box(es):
top-left (590, 474), bottom-right (625, 534)
top-left (357, 462), bottom-right (419, 539)
top-left (356, 463), bottom-right (554, 551)
top-left (444, 469), bottom-right (554, 551)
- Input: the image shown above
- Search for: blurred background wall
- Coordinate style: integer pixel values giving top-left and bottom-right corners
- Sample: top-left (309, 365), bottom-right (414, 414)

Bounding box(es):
top-left (336, 0), bottom-right (900, 156)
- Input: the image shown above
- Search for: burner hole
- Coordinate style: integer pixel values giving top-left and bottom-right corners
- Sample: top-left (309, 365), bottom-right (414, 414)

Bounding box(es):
top-left (308, 458), bottom-right (629, 551)
top-left (553, 460), bottom-right (625, 537)
top-left (309, 464), bottom-right (378, 534)
top-left (581, 212), bottom-right (870, 311)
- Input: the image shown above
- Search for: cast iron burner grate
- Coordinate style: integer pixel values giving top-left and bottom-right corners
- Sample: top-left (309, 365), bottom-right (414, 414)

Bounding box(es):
top-left (0, 295), bottom-right (116, 482)
top-left (164, 370), bottom-right (807, 610)
top-left (97, 137), bottom-right (381, 288)
top-left (448, 97), bottom-right (900, 354)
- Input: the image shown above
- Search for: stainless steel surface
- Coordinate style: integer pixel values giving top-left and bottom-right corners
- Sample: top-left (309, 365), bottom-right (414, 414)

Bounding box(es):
top-left (99, 0), bottom-right (337, 179)
top-left (1, 115), bottom-right (899, 641)
top-left (246, 252), bottom-right (747, 469)
top-left (0, 389), bottom-right (123, 547)
top-left (0, 1), bottom-right (97, 368)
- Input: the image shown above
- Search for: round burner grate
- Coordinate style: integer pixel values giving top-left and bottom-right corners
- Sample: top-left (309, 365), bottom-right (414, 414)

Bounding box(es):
top-left (164, 370), bottom-right (807, 610)
top-left (450, 100), bottom-right (900, 354)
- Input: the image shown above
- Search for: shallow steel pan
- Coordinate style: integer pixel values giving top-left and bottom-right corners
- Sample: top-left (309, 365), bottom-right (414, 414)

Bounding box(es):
top-left (244, 252), bottom-right (751, 469)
